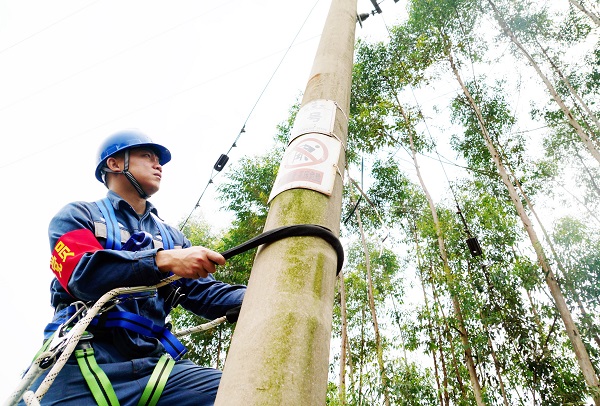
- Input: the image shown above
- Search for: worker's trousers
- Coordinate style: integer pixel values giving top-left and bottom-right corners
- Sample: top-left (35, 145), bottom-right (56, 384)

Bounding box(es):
top-left (22, 341), bottom-right (221, 406)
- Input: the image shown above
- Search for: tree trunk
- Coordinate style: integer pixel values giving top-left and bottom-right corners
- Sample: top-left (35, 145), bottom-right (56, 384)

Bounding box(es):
top-left (394, 92), bottom-right (486, 405)
top-left (569, 0), bottom-right (600, 26)
top-left (355, 207), bottom-right (391, 406)
top-left (411, 224), bottom-right (447, 405)
top-left (487, 0), bottom-right (600, 166)
top-left (512, 174), bottom-right (600, 350)
top-left (536, 39), bottom-right (600, 137)
top-left (417, 261), bottom-right (448, 405)
top-left (346, 330), bottom-right (355, 390)
top-left (431, 276), bottom-right (467, 401)
top-left (338, 273), bottom-right (348, 405)
top-left (574, 150), bottom-right (600, 197)
top-left (446, 33), bottom-right (600, 403)
top-left (358, 306), bottom-right (366, 405)
top-left (486, 328), bottom-right (510, 406)
top-left (472, 264), bottom-right (510, 406)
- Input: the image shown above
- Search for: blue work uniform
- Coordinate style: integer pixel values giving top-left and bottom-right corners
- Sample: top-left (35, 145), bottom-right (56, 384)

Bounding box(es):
top-left (27, 191), bottom-right (245, 405)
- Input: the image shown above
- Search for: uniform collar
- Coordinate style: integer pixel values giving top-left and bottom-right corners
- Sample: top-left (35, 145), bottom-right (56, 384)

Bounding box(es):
top-left (106, 190), bottom-right (159, 217)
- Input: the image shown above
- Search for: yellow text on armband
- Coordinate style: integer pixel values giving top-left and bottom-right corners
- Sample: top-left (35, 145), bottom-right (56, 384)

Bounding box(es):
top-left (55, 241), bottom-right (75, 262)
top-left (50, 255), bottom-right (63, 276)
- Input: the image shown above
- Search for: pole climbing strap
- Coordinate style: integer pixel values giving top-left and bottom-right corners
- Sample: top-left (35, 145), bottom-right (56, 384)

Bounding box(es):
top-left (137, 354), bottom-right (175, 406)
top-left (221, 224), bottom-right (344, 274)
top-left (75, 345), bottom-right (120, 406)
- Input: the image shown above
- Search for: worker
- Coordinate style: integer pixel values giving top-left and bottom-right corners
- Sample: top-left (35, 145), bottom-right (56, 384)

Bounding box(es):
top-left (29, 129), bottom-right (245, 405)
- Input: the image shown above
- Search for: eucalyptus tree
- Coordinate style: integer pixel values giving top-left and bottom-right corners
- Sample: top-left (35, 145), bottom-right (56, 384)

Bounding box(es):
top-left (361, 158), bottom-right (489, 404)
top-left (451, 79), bottom-right (597, 402)
top-left (568, 0), bottom-right (600, 26)
top-left (353, 202), bottom-right (391, 406)
top-left (490, 0), bottom-right (600, 216)
top-left (328, 237), bottom-right (404, 405)
top-left (351, 6), bottom-right (492, 401)
top-left (551, 216), bottom-right (600, 353)
top-left (484, 0), bottom-right (600, 166)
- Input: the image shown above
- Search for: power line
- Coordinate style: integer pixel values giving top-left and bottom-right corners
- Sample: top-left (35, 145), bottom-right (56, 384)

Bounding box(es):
top-left (0, 0), bottom-right (100, 56)
top-left (179, 0), bottom-right (322, 230)
top-left (0, 34), bottom-right (321, 170)
top-left (0, 0), bottom-right (237, 113)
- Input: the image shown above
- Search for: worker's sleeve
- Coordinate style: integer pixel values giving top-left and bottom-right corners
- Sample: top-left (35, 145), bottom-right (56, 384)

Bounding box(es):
top-left (167, 224), bottom-right (246, 320)
top-left (179, 277), bottom-right (246, 320)
top-left (48, 202), bottom-right (165, 302)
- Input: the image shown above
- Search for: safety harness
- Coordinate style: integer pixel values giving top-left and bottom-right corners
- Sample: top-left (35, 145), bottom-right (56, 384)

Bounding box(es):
top-left (9, 210), bottom-right (344, 406)
top-left (41, 198), bottom-right (185, 406)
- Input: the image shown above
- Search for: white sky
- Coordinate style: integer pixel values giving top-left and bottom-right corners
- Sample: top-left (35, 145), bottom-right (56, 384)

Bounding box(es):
top-left (0, 0), bottom-right (407, 399)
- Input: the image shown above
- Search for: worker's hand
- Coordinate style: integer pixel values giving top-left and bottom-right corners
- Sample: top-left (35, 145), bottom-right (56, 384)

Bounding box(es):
top-left (155, 246), bottom-right (225, 279)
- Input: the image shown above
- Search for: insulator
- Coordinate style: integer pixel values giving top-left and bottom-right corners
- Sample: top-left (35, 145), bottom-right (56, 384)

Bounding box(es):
top-left (466, 237), bottom-right (483, 257)
top-left (214, 154), bottom-right (229, 172)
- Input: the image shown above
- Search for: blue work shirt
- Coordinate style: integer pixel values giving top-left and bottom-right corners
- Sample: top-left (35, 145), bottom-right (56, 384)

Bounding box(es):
top-left (47, 190), bottom-right (245, 359)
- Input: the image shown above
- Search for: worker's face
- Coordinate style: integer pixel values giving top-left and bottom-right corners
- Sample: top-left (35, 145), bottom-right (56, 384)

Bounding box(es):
top-left (125, 147), bottom-right (163, 195)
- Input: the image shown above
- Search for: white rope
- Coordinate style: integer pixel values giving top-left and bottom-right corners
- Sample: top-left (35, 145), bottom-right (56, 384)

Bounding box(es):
top-left (30, 283), bottom-right (162, 404)
top-left (2, 358), bottom-right (48, 406)
top-left (5, 273), bottom-right (232, 406)
top-left (173, 316), bottom-right (228, 338)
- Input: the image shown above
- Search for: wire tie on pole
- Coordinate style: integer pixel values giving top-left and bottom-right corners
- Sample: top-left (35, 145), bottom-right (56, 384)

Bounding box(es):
top-left (333, 101), bottom-right (348, 121)
top-left (328, 132), bottom-right (347, 152)
top-left (334, 164), bottom-right (345, 180)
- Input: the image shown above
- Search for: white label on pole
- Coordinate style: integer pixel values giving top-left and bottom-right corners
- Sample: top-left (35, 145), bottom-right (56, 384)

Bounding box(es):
top-left (269, 133), bottom-right (342, 202)
top-left (290, 99), bottom-right (336, 142)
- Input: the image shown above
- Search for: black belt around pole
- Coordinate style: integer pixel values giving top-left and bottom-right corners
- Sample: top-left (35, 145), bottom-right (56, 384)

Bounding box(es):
top-left (220, 224), bottom-right (344, 274)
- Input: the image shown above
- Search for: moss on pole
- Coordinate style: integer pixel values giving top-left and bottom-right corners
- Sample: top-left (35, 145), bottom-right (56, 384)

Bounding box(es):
top-left (215, 0), bottom-right (357, 404)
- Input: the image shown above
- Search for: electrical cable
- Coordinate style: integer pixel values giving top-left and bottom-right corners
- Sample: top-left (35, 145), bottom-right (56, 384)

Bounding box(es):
top-left (0, 0), bottom-right (100, 56)
top-left (376, 7), bottom-right (486, 249)
top-left (0, 0), bottom-right (237, 113)
top-left (179, 0), bottom-right (322, 230)
top-left (0, 31), bottom-right (321, 170)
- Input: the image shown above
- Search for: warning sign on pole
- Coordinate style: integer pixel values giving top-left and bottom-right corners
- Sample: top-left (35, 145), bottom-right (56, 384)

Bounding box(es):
top-left (269, 133), bottom-right (342, 202)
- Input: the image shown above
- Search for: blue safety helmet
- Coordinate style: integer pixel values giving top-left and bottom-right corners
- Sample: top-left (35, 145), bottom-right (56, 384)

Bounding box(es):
top-left (95, 129), bottom-right (171, 183)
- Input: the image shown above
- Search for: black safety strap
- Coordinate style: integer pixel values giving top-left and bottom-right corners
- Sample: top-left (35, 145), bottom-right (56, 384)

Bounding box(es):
top-left (220, 224), bottom-right (344, 274)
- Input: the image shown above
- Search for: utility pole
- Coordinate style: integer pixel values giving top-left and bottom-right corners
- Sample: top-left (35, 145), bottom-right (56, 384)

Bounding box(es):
top-left (215, 0), bottom-right (357, 404)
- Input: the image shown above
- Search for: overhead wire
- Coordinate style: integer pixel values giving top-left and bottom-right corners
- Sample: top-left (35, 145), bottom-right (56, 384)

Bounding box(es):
top-left (0, 0), bottom-right (100, 56)
top-left (0, 25), bottom-right (321, 170)
top-left (341, 0), bottom-right (404, 249)
top-left (179, 0), bottom-right (322, 230)
top-left (375, 2), bottom-right (484, 245)
top-left (0, 0), bottom-right (237, 113)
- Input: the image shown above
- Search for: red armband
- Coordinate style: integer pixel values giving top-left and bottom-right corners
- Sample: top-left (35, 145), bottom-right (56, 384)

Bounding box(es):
top-left (49, 229), bottom-right (103, 294)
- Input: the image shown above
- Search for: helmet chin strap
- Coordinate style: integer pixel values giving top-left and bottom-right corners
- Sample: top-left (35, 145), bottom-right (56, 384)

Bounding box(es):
top-left (103, 150), bottom-right (150, 199)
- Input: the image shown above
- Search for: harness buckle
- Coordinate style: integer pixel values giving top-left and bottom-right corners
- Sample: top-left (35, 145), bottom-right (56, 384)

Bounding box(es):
top-left (99, 289), bottom-right (158, 313)
top-left (164, 285), bottom-right (186, 309)
top-left (75, 332), bottom-right (94, 351)
top-left (48, 302), bottom-right (88, 353)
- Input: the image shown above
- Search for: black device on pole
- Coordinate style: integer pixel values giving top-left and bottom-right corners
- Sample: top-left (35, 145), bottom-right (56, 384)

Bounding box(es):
top-left (369, 0), bottom-right (382, 14)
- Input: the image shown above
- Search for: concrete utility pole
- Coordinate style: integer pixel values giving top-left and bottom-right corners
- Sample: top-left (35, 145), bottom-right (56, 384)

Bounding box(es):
top-left (215, 0), bottom-right (357, 404)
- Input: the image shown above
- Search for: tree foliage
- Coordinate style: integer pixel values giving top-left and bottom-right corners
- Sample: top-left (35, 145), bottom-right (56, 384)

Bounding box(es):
top-left (170, 0), bottom-right (600, 403)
